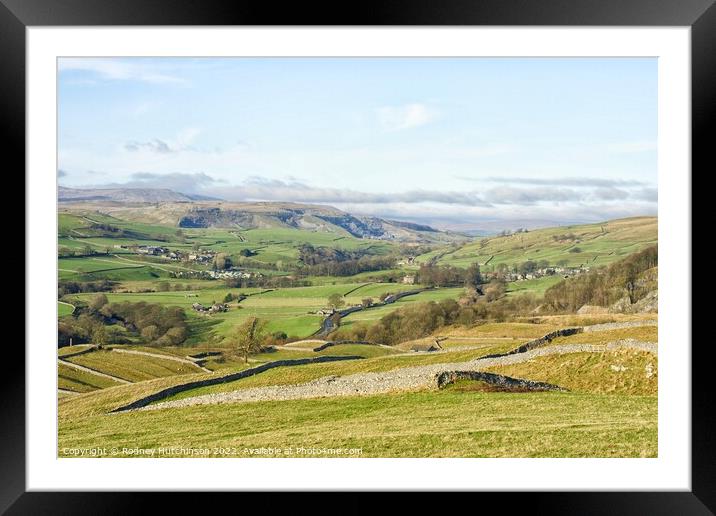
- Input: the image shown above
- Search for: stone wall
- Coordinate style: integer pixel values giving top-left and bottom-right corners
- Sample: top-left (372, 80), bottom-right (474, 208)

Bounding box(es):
top-left (58, 345), bottom-right (99, 360)
top-left (312, 340), bottom-right (377, 352)
top-left (481, 327), bottom-right (583, 359)
top-left (112, 354), bottom-right (364, 413)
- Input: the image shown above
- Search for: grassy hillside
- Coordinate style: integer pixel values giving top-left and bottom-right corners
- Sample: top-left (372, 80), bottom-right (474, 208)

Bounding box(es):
top-left (416, 217), bottom-right (657, 270)
top-left (58, 391), bottom-right (656, 457)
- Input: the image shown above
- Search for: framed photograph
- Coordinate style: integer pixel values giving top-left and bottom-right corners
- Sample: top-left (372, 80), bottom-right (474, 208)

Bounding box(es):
top-left (9, 0), bottom-right (711, 511)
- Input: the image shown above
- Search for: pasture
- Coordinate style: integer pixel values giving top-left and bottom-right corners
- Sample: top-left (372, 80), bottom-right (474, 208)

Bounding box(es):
top-left (68, 283), bottom-right (463, 340)
top-left (63, 350), bottom-right (201, 383)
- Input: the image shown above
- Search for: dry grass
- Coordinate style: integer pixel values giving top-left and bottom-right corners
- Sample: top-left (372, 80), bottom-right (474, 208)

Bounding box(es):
top-left (548, 325), bottom-right (657, 346)
top-left (58, 391), bottom-right (657, 458)
top-left (66, 350), bottom-right (200, 382)
top-left (484, 349), bottom-right (658, 395)
top-left (58, 362), bottom-right (123, 393)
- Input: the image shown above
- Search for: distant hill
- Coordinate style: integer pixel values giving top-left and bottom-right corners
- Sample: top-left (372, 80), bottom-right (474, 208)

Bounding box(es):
top-left (59, 186), bottom-right (194, 203)
top-left (58, 189), bottom-right (468, 244)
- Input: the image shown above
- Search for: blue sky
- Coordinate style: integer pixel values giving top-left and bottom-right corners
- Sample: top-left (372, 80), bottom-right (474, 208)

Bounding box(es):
top-left (58, 57), bottom-right (657, 230)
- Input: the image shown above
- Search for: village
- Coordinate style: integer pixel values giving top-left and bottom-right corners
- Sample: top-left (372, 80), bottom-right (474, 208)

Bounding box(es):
top-left (486, 265), bottom-right (591, 283)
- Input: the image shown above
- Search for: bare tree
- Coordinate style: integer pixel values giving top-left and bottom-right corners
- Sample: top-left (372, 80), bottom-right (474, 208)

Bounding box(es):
top-left (327, 293), bottom-right (345, 309)
top-left (227, 316), bottom-right (268, 364)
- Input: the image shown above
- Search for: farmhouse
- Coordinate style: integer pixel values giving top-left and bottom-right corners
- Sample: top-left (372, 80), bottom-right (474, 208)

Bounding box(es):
top-left (402, 274), bottom-right (416, 285)
top-left (191, 302), bottom-right (229, 313)
top-left (136, 245), bottom-right (169, 255)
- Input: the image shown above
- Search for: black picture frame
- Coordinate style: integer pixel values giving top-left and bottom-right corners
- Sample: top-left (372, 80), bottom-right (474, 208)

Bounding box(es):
top-left (6, 0), bottom-right (711, 512)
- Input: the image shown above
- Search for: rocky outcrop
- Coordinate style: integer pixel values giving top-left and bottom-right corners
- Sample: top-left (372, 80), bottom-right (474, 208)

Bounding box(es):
top-left (629, 290), bottom-right (658, 313)
top-left (609, 290), bottom-right (658, 314)
top-left (577, 305), bottom-right (610, 315)
top-left (435, 370), bottom-right (567, 392)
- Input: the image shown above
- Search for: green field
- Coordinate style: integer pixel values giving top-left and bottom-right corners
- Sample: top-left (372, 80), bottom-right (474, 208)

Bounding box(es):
top-left (68, 282), bottom-right (459, 340)
top-left (505, 275), bottom-right (564, 296)
top-left (58, 301), bottom-right (75, 317)
top-left (58, 362), bottom-right (123, 393)
top-left (65, 350), bottom-right (200, 382)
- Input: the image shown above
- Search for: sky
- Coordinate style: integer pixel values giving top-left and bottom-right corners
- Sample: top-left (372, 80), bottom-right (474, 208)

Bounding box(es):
top-left (58, 57), bottom-right (657, 231)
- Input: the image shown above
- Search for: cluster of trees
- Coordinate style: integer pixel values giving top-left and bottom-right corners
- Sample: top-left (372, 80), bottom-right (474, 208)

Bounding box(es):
top-left (296, 244), bottom-right (396, 277)
top-left (301, 254), bottom-right (396, 277)
top-left (84, 223), bottom-right (169, 243)
top-left (543, 246), bottom-right (657, 311)
top-left (154, 282), bottom-right (194, 292)
top-left (516, 260), bottom-right (550, 274)
top-left (58, 313), bottom-right (122, 348)
top-left (58, 294), bottom-right (189, 348)
top-left (224, 275), bottom-right (312, 289)
top-left (58, 247), bottom-right (93, 258)
top-left (58, 245), bottom-right (108, 258)
top-left (416, 263), bottom-right (482, 289)
top-left (552, 232), bottom-right (578, 242)
top-left (88, 222), bottom-right (126, 236)
top-left (329, 290), bottom-right (539, 346)
top-left (108, 300), bottom-right (188, 345)
top-left (58, 279), bottom-right (115, 297)
top-left (212, 253), bottom-right (233, 270)
top-left (497, 228), bottom-right (529, 237)
top-left (360, 299), bottom-right (462, 344)
top-left (327, 246), bottom-right (658, 347)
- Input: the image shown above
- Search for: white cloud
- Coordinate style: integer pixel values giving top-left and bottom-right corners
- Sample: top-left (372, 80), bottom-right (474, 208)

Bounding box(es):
top-left (475, 176), bottom-right (647, 188)
top-left (58, 58), bottom-right (186, 85)
top-left (124, 128), bottom-right (203, 154)
top-left (376, 103), bottom-right (437, 131)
